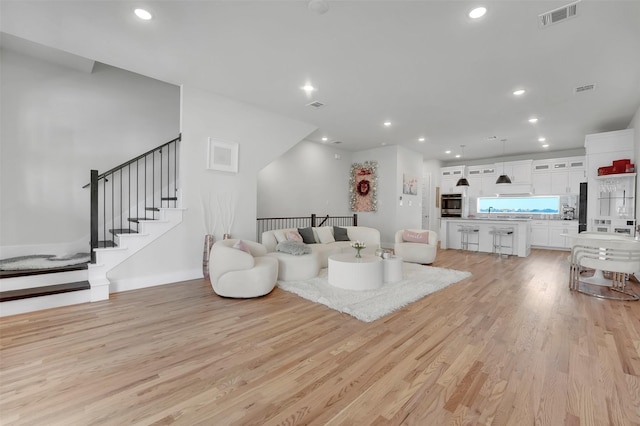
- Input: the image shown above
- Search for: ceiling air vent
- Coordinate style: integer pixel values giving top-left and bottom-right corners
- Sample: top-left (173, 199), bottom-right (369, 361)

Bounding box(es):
top-left (574, 83), bottom-right (596, 94)
top-left (306, 101), bottom-right (325, 108)
top-left (332, 141), bottom-right (342, 144)
top-left (539, 0), bottom-right (579, 28)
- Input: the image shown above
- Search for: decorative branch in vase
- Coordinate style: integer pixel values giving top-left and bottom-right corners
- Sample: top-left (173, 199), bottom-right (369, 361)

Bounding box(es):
top-left (217, 193), bottom-right (236, 240)
top-left (201, 192), bottom-right (218, 278)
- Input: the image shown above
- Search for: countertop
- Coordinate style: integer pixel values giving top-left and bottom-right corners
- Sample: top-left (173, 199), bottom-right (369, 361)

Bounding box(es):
top-left (442, 217), bottom-right (532, 222)
top-left (442, 217), bottom-right (578, 222)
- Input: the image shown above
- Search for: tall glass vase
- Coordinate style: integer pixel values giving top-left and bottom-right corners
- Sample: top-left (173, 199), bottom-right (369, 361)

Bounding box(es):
top-left (203, 234), bottom-right (215, 278)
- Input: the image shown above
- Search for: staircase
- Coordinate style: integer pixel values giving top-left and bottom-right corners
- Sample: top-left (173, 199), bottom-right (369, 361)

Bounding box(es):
top-left (88, 206), bottom-right (183, 301)
top-left (0, 136), bottom-right (182, 317)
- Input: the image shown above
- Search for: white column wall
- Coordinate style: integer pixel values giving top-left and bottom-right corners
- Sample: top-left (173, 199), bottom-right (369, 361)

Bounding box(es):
top-left (108, 85), bottom-right (316, 286)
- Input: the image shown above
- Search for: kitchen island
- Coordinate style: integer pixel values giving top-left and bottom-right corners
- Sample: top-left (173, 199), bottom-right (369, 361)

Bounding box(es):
top-left (440, 218), bottom-right (531, 257)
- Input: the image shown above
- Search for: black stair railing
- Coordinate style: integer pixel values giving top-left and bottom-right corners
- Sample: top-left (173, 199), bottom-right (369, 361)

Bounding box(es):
top-left (87, 135), bottom-right (181, 262)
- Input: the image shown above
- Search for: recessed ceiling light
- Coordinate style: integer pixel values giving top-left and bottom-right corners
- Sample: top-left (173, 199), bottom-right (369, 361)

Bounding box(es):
top-left (513, 89), bottom-right (526, 96)
top-left (381, 142), bottom-right (388, 146)
top-left (455, 154), bottom-right (461, 158)
top-left (134, 8), bottom-right (153, 20)
top-left (528, 117), bottom-right (538, 123)
top-left (538, 137), bottom-right (546, 142)
top-left (542, 144), bottom-right (549, 148)
top-left (321, 137), bottom-right (328, 142)
top-left (445, 150), bottom-right (451, 154)
top-left (418, 137), bottom-right (425, 142)
top-left (383, 121), bottom-right (392, 127)
top-left (469, 7), bottom-right (487, 19)
top-left (301, 84), bottom-right (316, 92)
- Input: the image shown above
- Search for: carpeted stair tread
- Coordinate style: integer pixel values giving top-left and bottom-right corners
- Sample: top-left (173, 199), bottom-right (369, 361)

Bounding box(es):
top-left (0, 281), bottom-right (90, 302)
top-left (0, 262), bottom-right (89, 279)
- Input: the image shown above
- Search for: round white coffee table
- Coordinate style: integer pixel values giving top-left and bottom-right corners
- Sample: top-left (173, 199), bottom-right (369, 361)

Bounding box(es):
top-left (328, 253), bottom-right (383, 290)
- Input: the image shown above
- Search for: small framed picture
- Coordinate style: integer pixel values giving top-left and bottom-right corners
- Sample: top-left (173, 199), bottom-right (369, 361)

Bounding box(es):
top-left (207, 138), bottom-right (238, 173)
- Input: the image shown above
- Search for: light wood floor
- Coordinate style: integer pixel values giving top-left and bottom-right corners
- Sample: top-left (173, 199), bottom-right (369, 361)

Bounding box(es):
top-left (2, 248), bottom-right (640, 425)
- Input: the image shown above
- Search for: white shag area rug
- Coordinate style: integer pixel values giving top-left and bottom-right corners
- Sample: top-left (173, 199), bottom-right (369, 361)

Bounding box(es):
top-left (277, 262), bottom-right (471, 322)
top-left (0, 254), bottom-right (91, 271)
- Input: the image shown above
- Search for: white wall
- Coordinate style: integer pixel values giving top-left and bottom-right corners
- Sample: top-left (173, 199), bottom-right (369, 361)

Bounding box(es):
top-left (351, 145), bottom-right (423, 247)
top-left (257, 140), bottom-right (351, 217)
top-left (395, 146), bottom-right (423, 232)
top-left (0, 48), bottom-right (180, 256)
top-left (108, 84), bottom-right (315, 286)
top-left (422, 159), bottom-right (442, 233)
top-left (629, 104), bottom-right (640, 220)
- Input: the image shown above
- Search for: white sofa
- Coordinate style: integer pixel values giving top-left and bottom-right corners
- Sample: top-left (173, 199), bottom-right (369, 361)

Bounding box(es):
top-left (262, 226), bottom-right (381, 271)
top-left (394, 229), bottom-right (438, 265)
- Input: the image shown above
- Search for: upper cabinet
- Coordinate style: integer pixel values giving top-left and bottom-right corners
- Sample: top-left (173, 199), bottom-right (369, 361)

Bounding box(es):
top-left (466, 165), bottom-right (496, 197)
top-left (440, 166), bottom-right (465, 194)
top-left (495, 160), bottom-right (532, 184)
top-left (531, 156), bottom-right (585, 195)
top-left (440, 156), bottom-right (586, 198)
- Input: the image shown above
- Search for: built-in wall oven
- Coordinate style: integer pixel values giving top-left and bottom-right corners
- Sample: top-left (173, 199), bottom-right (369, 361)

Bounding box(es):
top-left (441, 193), bottom-right (463, 217)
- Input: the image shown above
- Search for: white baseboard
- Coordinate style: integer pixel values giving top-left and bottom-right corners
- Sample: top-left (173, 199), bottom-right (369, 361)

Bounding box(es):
top-left (109, 268), bottom-right (203, 293)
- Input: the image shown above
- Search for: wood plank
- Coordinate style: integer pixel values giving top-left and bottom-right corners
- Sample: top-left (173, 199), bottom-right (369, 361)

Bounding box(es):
top-left (1, 248), bottom-right (640, 424)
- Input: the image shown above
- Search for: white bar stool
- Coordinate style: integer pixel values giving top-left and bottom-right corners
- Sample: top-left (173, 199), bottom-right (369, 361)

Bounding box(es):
top-left (458, 225), bottom-right (480, 252)
top-left (489, 226), bottom-right (514, 257)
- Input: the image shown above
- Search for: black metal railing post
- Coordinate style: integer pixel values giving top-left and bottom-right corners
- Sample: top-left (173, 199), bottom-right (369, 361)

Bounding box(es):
top-left (85, 135), bottom-right (180, 252)
top-left (90, 170), bottom-right (98, 263)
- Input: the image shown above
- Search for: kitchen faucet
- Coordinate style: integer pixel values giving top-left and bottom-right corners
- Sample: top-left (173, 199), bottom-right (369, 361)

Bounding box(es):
top-left (488, 206), bottom-right (493, 216)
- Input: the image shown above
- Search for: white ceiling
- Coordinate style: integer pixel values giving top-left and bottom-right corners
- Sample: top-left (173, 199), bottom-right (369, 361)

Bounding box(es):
top-left (2, 1), bottom-right (640, 162)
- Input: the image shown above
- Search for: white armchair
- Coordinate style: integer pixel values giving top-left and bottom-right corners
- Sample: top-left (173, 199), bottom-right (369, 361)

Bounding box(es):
top-left (394, 229), bottom-right (438, 265)
top-left (209, 239), bottom-right (279, 298)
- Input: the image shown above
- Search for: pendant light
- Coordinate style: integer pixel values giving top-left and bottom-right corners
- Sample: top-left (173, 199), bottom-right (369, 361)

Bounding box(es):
top-left (456, 145), bottom-right (470, 187)
top-left (496, 139), bottom-right (512, 184)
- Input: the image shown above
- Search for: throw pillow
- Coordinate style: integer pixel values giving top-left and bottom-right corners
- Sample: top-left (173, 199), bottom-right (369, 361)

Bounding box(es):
top-left (316, 227), bottom-right (335, 244)
top-left (285, 230), bottom-right (303, 242)
top-left (333, 226), bottom-right (350, 241)
top-left (297, 227), bottom-right (317, 244)
top-left (273, 230), bottom-right (287, 243)
top-left (276, 241), bottom-right (312, 256)
top-left (402, 230), bottom-right (429, 244)
top-left (232, 239), bottom-right (251, 253)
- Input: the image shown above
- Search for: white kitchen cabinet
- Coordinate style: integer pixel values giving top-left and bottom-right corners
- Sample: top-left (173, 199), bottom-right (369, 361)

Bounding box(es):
top-left (548, 221), bottom-right (578, 249)
top-left (550, 173), bottom-right (570, 194)
top-left (532, 156), bottom-right (585, 195)
top-left (496, 160), bottom-right (532, 184)
top-left (530, 220), bottom-right (549, 246)
top-left (568, 168), bottom-right (586, 193)
top-left (585, 129), bottom-right (634, 233)
top-left (531, 173), bottom-right (551, 195)
top-left (440, 166), bottom-right (465, 194)
top-left (465, 165), bottom-right (496, 197)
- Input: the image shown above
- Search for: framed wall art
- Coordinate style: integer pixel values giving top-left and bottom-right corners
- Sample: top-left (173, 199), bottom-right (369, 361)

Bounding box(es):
top-left (402, 173), bottom-right (418, 195)
top-left (207, 138), bottom-right (238, 173)
top-left (350, 161), bottom-right (378, 212)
